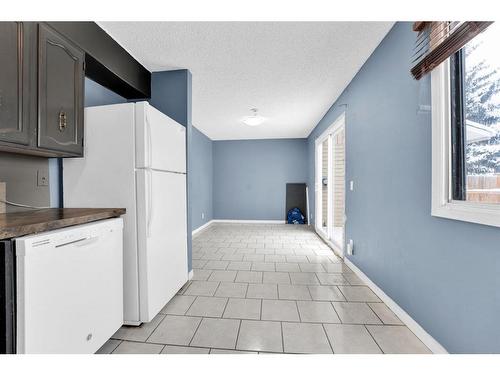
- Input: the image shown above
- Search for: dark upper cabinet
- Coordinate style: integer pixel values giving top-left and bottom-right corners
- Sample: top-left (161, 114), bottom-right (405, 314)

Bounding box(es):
top-left (0, 22), bottom-right (84, 157)
top-left (0, 22), bottom-right (34, 147)
top-left (38, 24), bottom-right (84, 156)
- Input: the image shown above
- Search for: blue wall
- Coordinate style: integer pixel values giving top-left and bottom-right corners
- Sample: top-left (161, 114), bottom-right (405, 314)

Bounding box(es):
top-left (150, 70), bottom-right (193, 272)
top-left (191, 127), bottom-right (214, 231)
top-left (307, 22), bottom-right (500, 353)
top-left (84, 78), bottom-right (128, 107)
top-left (150, 70), bottom-right (191, 126)
top-left (213, 139), bottom-right (308, 221)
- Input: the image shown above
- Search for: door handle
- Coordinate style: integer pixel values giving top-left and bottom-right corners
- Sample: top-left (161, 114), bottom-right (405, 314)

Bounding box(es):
top-left (59, 111), bottom-right (67, 132)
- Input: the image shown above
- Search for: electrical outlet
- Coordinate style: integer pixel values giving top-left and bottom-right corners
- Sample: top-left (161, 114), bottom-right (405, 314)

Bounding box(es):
top-left (349, 180), bottom-right (354, 191)
top-left (37, 170), bottom-right (49, 187)
top-left (201, 212), bottom-right (205, 219)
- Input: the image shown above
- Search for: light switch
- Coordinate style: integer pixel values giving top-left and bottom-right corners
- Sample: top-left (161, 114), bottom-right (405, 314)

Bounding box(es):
top-left (201, 212), bottom-right (205, 219)
top-left (349, 180), bottom-right (354, 191)
top-left (347, 239), bottom-right (354, 255)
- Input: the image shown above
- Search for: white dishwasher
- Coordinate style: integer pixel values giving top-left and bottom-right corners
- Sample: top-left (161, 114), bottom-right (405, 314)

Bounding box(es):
top-left (15, 218), bottom-right (124, 354)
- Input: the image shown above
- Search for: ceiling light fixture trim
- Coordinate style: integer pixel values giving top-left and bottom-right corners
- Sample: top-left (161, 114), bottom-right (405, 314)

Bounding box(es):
top-left (242, 108), bottom-right (265, 126)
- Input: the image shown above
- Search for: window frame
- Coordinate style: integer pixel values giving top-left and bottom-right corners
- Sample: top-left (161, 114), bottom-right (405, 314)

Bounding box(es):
top-left (449, 50), bottom-right (467, 201)
top-left (431, 57), bottom-right (500, 227)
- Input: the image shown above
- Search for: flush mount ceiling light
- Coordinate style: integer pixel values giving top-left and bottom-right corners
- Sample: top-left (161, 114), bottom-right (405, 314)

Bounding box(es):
top-left (242, 108), bottom-right (265, 126)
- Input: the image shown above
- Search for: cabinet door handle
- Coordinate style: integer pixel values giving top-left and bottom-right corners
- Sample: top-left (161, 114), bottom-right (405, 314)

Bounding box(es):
top-left (58, 111), bottom-right (67, 132)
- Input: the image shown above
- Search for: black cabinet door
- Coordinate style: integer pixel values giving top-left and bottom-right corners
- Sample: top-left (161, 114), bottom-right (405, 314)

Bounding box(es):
top-left (0, 22), bottom-right (32, 146)
top-left (38, 23), bottom-right (84, 156)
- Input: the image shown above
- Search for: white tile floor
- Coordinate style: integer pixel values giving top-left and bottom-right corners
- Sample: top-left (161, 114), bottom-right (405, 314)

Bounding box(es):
top-left (98, 223), bottom-right (432, 354)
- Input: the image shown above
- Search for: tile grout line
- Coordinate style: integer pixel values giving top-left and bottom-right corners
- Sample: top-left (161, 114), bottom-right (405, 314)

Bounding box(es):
top-left (336, 285), bottom-right (348, 301)
top-left (321, 323), bottom-right (335, 354)
top-left (234, 319), bottom-right (243, 350)
top-left (296, 300), bottom-right (303, 322)
top-left (162, 343), bottom-right (209, 351)
top-left (220, 295), bottom-right (231, 319)
top-left (293, 300), bottom-right (301, 322)
top-left (212, 281), bottom-right (223, 297)
top-left (364, 324), bottom-right (385, 354)
top-left (108, 340), bottom-right (123, 354)
top-left (366, 301), bottom-right (387, 325)
top-left (280, 321), bottom-right (285, 353)
top-left (244, 282), bottom-right (249, 298)
top-left (144, 312), bottom-right (168, 340)
top-left (187, 317), bottom-right (204, 347)
top-left (183, 294), bottom-right (198, 315)
top-left (330, 301), bottom-right (343, 324)
top-left (305, 284), bottom-right (314, 302)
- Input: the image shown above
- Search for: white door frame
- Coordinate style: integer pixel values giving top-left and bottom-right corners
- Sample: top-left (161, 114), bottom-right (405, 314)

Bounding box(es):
top-left (314, 112), bottom-right (346, 257)
top-left (315, 134), bottom-right (329, 239)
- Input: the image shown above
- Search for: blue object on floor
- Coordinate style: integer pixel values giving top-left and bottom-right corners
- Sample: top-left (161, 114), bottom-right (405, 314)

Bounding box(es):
top-left (287, 207), bottom-right (305, 224)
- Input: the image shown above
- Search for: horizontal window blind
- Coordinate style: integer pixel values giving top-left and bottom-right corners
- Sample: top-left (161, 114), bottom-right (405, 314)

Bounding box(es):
top-left (411, 21), bottom-right (493, 80)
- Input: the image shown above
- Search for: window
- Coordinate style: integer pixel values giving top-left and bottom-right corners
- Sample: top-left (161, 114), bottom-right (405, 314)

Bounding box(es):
top-left (432, 22), bottom-right (500, 227)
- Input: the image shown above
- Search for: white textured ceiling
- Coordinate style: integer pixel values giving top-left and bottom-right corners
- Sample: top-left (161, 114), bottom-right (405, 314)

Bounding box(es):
top-left (98, 22), bottom-right (393, 140)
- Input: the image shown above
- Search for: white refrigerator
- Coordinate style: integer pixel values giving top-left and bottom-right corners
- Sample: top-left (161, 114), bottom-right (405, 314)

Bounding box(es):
top-left (63, 102), bottom-right (188, 325)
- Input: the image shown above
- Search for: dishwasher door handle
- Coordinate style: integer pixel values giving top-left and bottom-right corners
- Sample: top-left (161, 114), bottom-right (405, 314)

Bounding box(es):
top-left (74, 237), bottom-right (100, 247)
top-left (56, 236), bottom-right (100, 248)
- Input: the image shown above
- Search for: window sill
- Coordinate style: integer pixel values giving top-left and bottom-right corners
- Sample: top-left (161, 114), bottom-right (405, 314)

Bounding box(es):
top-left (431, 201), bottom-right (500, 228)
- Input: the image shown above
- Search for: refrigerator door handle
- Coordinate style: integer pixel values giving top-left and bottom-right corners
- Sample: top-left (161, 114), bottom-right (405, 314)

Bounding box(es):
top-left (146, 116), bottom-right (153, 168)
top-left (146, 169), bottom-right (153, 238)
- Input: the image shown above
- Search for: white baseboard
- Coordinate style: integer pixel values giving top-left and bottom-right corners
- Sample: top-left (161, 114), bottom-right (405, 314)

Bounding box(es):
top-left (188, 269), bottom-right (194, 280)
top-left (212, 219), bottom-right (286, 224)
top-left (344, 258), bottom-right (448, 354)
top-left (192, 219), bottom-right (287, 236)
top-left (192, 219), bottom-right (288, 237)
top-left (192, 220), bottom-right (214, 236)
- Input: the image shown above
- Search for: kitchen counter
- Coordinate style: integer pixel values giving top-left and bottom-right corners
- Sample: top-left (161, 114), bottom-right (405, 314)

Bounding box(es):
top-left (0, 208), bottom-right (126, 240)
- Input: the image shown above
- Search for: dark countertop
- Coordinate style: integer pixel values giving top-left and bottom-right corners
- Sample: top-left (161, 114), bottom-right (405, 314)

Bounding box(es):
top-left (0, 208), bottom-right (126, 240)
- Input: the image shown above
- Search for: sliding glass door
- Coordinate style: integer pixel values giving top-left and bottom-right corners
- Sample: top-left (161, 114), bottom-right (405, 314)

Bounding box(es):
top-left (315, 114), bottom-right (345, 252)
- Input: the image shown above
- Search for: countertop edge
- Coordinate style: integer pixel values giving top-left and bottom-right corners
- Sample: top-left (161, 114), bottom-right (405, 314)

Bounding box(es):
top-left (0, 208), bottom-right (126, 240)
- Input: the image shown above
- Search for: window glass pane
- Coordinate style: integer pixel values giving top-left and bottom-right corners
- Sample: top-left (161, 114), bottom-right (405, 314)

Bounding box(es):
top-left (464, 23), bottom-right (500, 203)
